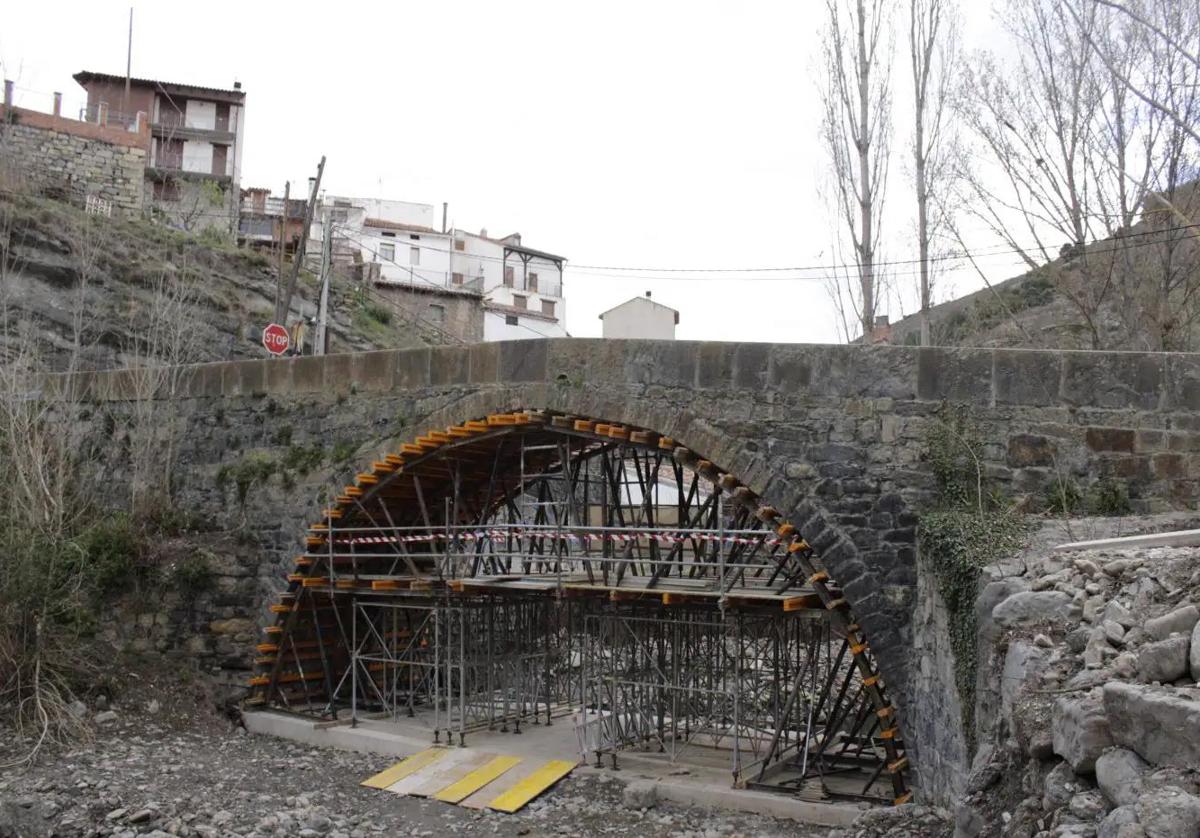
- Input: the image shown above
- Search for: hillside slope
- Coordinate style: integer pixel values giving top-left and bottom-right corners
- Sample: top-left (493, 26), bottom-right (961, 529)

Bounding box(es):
top-left (889, 186), bottom-right (1200, 352)
top-left (0, 191), bottom-right (432, 371)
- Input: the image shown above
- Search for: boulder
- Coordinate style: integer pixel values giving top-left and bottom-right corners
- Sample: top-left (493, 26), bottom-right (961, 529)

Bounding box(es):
top-left (1095, 748), bottom-right (1150, 807)
top-left (1191, 620), bottom-right (1200, 682)
top-left (1097, 806), bottom-right (1141, 838)
top-left (1145, 605), bottom-right (1199, 641)
top-left (1135, 788), bottom-right (1200, 838)
top-left (1136, 635), bottom-right (1190, 683)
top-left (1104, 621), bottom-right (1127, 645)
top-left (1104, 682), bottom-right (1200, 769)
top-left (1045, 760), bottom-right (1092, 812)
top-left (994, 591), bottom-right (1080, 629)
top-left (1070, 789), bottom-right (1112, 821)
top-left (1002, 640), bottom-right (1049, 724)
top-left (1053, 691), bottom-right (1114, 773)
top-left (1105, 601), bottom-right (1136, 629)
top-left (621, 780), bottom-right (656, 810)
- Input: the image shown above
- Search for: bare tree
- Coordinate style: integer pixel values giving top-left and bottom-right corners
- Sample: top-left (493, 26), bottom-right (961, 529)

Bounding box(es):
top-left (953, 0), bottom-right (1200, 350)
top-left (1083, 0), bottom-right (1200, 146)
top-left (123, 260), bottom-right (204, 516)
top-left (819, 0), bottom-right (895, 340)
top-left (909, 0), bottom-right (958, 345)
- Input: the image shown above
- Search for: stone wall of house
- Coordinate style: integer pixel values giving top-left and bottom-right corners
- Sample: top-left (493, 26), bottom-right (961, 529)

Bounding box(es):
top-left (39, 339), bottom-right (1200, 800)
top-left (0, 106), bottom-right (148, 212)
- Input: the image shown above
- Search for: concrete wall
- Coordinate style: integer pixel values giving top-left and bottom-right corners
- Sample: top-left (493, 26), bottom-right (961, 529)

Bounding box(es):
top-left (41, 339), bottom-right (1200, 800)
top-left (0, 105), bottom-right (148, 212)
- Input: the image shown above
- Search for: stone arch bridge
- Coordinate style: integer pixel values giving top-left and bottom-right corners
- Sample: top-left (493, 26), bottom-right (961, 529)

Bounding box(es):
top-left (46, 339), bottom-right (1200, 802)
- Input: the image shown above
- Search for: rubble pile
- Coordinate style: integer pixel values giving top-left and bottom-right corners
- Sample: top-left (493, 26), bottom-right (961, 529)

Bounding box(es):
top-left (956, 540), bottom-right (1200, 838)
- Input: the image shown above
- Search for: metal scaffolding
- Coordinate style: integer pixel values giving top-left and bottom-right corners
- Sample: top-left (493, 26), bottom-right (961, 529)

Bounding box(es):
top-left (247, 411), bottom-right (910, 804)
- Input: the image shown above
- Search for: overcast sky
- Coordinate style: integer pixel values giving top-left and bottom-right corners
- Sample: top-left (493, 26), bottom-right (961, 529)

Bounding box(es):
top-left (2, 1), bottom-right (1027, 342)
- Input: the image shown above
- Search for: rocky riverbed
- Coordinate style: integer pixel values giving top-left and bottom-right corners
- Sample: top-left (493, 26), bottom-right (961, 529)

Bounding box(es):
top-left (0, 714), bottom-right (834, 838)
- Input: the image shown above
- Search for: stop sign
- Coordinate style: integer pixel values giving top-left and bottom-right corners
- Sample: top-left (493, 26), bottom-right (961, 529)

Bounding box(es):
top-left (262, 322), bottom-right (290, 356)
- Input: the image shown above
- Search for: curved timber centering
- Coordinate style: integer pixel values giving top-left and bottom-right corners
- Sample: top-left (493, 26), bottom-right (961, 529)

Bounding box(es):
top-left (245, 409), bottom-right (911, 805)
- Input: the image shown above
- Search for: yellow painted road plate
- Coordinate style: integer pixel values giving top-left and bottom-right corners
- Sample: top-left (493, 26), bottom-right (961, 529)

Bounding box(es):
top-left (360, 748), bottom-right (447, 790)
top-left (433, 755), bottom-right (523, 804)
top-left (487, 759), bottom-right (575, 813)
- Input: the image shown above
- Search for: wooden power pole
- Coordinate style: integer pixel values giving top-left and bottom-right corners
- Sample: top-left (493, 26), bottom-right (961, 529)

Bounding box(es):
top-left (275, 156), bottom-right (325, 325)
top-left (274, 180), bottom-right (290, 317)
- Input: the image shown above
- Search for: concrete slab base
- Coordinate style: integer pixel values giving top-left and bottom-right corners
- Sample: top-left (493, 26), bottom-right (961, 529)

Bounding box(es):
top-left (243, 710), bottom-right (869, 827)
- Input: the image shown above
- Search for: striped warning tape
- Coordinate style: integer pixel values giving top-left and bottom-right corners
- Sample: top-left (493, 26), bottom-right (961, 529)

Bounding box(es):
top-left (329, 529), bottom-right (800, 548)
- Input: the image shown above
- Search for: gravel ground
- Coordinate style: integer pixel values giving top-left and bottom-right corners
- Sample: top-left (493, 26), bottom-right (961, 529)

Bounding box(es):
top-left (0, 714), bottom-right (830, 838)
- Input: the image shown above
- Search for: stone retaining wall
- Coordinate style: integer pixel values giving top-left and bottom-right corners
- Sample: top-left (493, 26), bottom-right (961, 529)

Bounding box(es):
top-left (1, 105), bottom-right (148, 212)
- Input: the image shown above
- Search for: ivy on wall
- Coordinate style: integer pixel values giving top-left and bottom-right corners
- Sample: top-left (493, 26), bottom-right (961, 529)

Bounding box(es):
top-left (919, 403), bottom-right (1028, 750)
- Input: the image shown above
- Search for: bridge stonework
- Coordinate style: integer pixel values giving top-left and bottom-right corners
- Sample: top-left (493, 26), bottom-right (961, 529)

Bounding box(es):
top-left (50, 339), bottom-right (1200, 800)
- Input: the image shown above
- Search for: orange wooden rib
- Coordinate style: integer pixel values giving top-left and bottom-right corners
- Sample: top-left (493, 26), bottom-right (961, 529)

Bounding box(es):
top-left (465, 420), bottom-right (489, 432)
top-left (574, 420), bottom-right (595, 432)
top-left (400, 443), bottom-right (424, 455)
top-left (256, 643), bottom-right (279, 654)
top-left (384, 454), bottom-right (405, 466)
top-left (657, 436), bottom-right (675, 449)
top-left (426, 431), bottom-right (451, 443)
top-left (249, 676), bottom-right (269, 686)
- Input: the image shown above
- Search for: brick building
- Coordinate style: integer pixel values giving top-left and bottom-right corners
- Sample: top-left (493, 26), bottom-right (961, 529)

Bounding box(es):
top-left (74, 70), bottom-right (246, 234)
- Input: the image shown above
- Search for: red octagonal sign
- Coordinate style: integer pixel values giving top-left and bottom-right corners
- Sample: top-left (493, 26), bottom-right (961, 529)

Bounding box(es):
top-left (262, 322), bottom-right (290, 356)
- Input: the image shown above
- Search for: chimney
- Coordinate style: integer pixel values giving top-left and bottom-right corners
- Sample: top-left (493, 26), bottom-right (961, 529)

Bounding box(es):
top-left (2, 80), bottom-right (12, 109)
top-left (645, 291), bottom-right (652, 298)
top-left (233, 80), bottom-right (242, 90)
top-left (869, 315), bottom-right (892, 345)
top-left (480, 227), bottom-right (488, 238)
top-left (52, 92), bottom-right (62, 116)
top-left (442, 202), bottom-right (447, 233)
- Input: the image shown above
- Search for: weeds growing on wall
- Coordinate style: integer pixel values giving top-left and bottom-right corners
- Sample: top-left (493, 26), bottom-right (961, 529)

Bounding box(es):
top-left (920, 403), bottom-right (1029, 751)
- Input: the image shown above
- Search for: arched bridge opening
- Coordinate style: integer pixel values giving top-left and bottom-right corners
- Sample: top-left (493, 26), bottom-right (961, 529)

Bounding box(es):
top-left (247, 410), bottom-right (910, 805)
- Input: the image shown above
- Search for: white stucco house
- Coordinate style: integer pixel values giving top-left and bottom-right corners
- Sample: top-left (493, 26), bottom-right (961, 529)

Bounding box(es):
top-left (310, 196), bottom-right (568, 341)
top-left (599, 293), bottom-right (679, 339)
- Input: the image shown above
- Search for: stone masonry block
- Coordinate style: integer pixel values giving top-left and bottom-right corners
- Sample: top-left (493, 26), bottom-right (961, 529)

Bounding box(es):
top-left (1062, 351), bottom-right (1163, 409)
top-left (430, 347), bottom-right (469, 385)
top-left (993, 348), bottom-right (1062, 406)
top-left (499, 339), bottom-right (546, 383)
top-left (917, 347), bottom-right (992, 403)
top-left (394, 348), bottom-right (431, 389)
top-left (351, 351), bottom-right (396, 393)
top-left (468, 343), bottom-right (499, 384)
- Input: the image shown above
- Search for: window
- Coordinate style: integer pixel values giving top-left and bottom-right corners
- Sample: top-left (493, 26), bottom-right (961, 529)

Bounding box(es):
top-left (541, 299), bottom-right (556, 317)
top-left (379, 242), bottom-right (395, 262)
top-left (503, 266), bottom-right (514, 287)
top-left (332, 209), bottom-right (348, 223)
top-left (455, 239), bottom-right (466, 251)
top-left (452, 272), bottom-right (464, 285)
top-left (381, 231), bottom-right (396, 238)
top-left (528, 272), bottom-right (538, 292)
top-left (512, 294), bottom-right (528, 310)
top-left (153, 178), bottom-right (180, 202)
top-left (428, 304), bottom-right (445, 325)
top-left (410, 246), bottom-right (420, 265)
top-left (505, 314), bottom-right (519, 326)
top-left (409, 233), bottom-right (420, 241)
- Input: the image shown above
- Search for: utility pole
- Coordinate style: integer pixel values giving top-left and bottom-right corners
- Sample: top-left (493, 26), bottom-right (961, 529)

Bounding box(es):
top-left (274, 180), bottom-right (290, 317)
top-left (122, 7), bottom-right (133, 119)
top-left (276, 156), bottom-right (325, 325)
top-left (314, 211), bottom-right (332, 355)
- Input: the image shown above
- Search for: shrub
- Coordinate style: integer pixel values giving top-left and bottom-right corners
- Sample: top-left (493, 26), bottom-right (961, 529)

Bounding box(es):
top-left (172, 551), bottom-right (216, 595)
top-left (76, 515), bottom-right (142, 595)
top-left (1089, 479), bottom-right (1132, 516)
